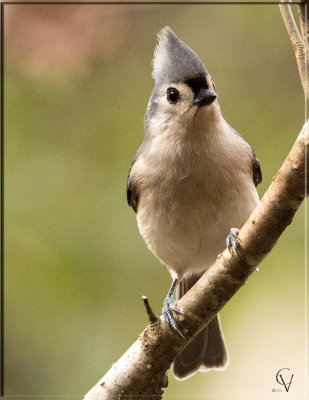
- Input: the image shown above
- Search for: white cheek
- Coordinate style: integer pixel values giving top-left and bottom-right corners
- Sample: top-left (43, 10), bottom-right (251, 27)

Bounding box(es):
top-left (148, 88), bottom-right (194, 137)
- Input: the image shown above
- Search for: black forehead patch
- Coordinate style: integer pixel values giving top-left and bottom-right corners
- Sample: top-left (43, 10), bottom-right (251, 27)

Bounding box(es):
top-left (184, 76), bottom-right (208, 95)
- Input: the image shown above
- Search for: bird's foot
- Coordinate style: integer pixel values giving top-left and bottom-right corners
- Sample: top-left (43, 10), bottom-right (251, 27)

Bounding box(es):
top-left (162, 293), bottom-right (184, 338)
top-left (226, 227), bottom-right (240, 255)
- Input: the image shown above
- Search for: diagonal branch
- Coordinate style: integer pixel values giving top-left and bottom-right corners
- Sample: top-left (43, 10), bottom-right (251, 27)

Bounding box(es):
top-left (84, 121), bottom-right (308, 399)
top-left (298, 0), bottom-right (309, 52)
top-left (280, 0), bottom-right (302, 44)
top-left (279, 0), bottom-right (308, 95)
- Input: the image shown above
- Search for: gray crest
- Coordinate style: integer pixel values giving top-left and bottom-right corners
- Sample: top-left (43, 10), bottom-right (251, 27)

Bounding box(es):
top-left (152, 26), bottom-right (208, 85)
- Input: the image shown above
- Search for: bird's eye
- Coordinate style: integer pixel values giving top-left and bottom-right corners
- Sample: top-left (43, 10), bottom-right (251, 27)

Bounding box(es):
top-left (166, 88), bottom-right (180, 104)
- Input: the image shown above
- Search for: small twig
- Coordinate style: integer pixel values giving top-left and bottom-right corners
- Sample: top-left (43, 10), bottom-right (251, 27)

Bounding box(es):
top-left (279, 0), bottom-right (308, 94)
top-left (298, 0), bottom-right (308, 49)
top-left (280, 0), bottom-right (303, 43)
top-left (142, 296), bottom-right (158, 324)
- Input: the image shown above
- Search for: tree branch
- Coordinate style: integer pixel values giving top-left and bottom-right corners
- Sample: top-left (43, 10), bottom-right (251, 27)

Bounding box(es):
top-left (279, 0), bottom-right (308, 95)
top-left (84, 121), bottom-right (308, 399)
top-left (298, 0), bottom-right (309, 55)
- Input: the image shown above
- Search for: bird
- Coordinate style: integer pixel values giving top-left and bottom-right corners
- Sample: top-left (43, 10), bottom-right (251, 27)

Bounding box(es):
top-left (126, 27), bottom-right (262, 380)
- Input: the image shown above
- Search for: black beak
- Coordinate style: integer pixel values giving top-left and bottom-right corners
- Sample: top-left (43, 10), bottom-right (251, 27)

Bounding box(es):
top-left (193, 89), bottom-right (217, 107)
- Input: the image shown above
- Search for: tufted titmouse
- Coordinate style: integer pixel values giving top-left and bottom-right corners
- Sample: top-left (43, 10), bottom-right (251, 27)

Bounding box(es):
top-left (127, 27), bottom-right (262, 380)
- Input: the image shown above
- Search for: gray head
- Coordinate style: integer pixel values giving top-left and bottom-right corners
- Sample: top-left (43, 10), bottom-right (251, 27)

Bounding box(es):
top-left (145, 27), bottom-right (219, 134)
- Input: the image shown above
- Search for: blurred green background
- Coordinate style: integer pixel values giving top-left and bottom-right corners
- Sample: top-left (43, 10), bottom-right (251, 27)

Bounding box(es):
top-left (3, 2), bottom-right (307, 399)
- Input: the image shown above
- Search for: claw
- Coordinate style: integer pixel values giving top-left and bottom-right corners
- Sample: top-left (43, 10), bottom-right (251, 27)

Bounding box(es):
top-left (226, 227), bottom-right (240, 255)
top-left (162, 279), bottom-right (185, 338)
top-left (172, 306), bottom-right (184, 315)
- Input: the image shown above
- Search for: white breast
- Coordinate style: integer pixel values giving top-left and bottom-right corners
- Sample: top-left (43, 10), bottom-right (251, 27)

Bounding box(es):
top-left (131, 112), bottom-right (259, 280)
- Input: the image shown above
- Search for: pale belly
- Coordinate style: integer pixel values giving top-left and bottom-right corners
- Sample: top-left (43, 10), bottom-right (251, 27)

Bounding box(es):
top-left (137, 178), bottom-right (259, 279)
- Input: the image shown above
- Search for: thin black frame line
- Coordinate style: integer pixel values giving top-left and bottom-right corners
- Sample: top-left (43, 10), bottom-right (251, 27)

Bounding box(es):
top-left (0, 0), bottom-right (4, 396)
top-left (1, 1), bottom-right (304, 5)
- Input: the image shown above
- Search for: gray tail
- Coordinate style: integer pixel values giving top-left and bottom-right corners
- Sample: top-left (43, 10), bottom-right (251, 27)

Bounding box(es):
top-left (173, 274), bottom-right (228, 380)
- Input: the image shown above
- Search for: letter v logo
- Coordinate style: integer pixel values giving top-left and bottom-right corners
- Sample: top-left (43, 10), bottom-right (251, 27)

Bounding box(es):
top-left (276, 368), bottom-right (294, 392)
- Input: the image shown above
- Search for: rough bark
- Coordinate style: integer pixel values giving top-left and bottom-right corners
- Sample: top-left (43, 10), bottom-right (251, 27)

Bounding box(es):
top-left (298, 0), bottom-right (309, 56)
top-left (84, 121), bottom-right (308, 400)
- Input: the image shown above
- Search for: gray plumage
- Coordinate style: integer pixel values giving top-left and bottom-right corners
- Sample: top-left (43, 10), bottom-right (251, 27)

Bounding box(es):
top-left (127, 27), bottom-right (261, 380)
top-left (174, 274), bottom-right (228, 379)
top-left (152, 26), bottom-right (208, 84)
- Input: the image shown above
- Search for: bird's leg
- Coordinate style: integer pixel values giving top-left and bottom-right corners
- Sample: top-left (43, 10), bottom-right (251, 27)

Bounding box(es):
top-left (226, 227), bottom-right (240, 255)
top-left (162, 278), bottom-right (185, 338)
